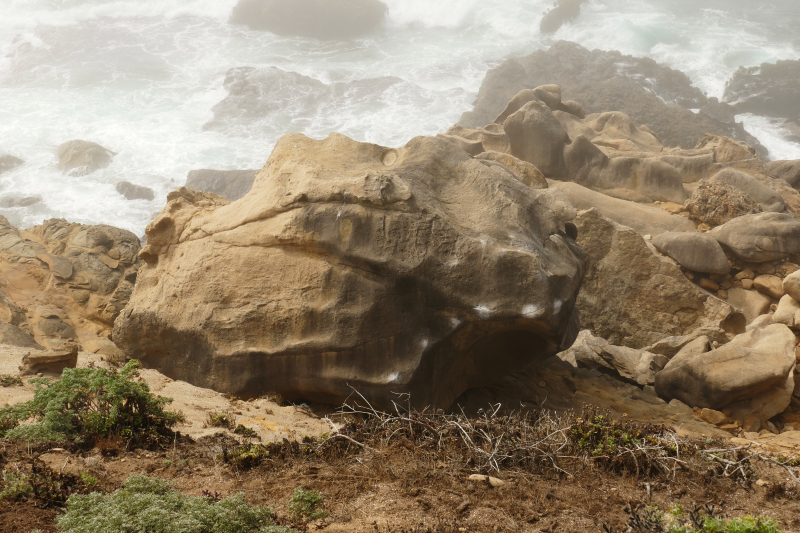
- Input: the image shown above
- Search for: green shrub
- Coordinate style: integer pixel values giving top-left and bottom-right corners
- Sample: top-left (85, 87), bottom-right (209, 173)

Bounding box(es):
top-left (0, 360), bottom-right (183, 444)
top-left (667, 516), bottom-right (782, 533)
top-left (223, 444), bottom-right (268, 471)
top-left (0, 469), bottom-right (32, 501)
top-left (288, 486), bottom-right (326, 523)
top-left (57, 474), bottom-right (298, 533)
top-left (206, 411), bottom-right (236, 430)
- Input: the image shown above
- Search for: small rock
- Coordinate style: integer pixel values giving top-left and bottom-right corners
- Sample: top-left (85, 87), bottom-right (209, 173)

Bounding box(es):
top-left (754, 274), bottom-right (785, 299)
top-left (20, 343), bottom-right (78, 375)
top-left (697, 408), bottom-right (727, 425)
top-left (468, 474), bottom-right (505, 487)
top-left (735, 269), bottom-right (756, 281)
top-left (699, 278), bottom-right (720, 291)
top-left (758, 264), bottom-right (777, 275)
top-left (755, 479), bottom-right (769, 487)
top-left (742, 279), bottom-right (754, 290)
top-left (116, 181), bottom-right (156, 201)
top-left (784, 269), bottom-right (800, 301)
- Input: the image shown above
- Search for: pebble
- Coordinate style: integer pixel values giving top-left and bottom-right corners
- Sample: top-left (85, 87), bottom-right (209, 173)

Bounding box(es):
top-left (742, 279), bottom-right (754, 290)
top-left (699, 278), bottom-right (720, 291)
top-left (468, 474), bottom-right (505, 487)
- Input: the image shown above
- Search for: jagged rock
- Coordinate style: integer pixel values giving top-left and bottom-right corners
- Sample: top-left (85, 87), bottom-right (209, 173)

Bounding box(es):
top-left (229, 0), bottom-right (387, 39)
top-left (685, 180), bottom-right (762, 226)
top-left (710, 212), bottom-right (800, 263)
top-left (503, 100), bottom-right (569, 177)
top-left (114, 133), bottom-right (587, 409)
top-left (185, 169), bottom-right (258, 202)
top-left (459, 41), bottom-right (762, 151)
top-left (699, 97), bottom-right (737, 124)
top-left (558, 330), bottom-right (667, 386)
top-left (474, 152), bottom-right (547, 189)
top-left (723, 59), bottom-right (800, 123)
top-left (655, 323), bottom-right (796, 414)
top-left (57, 140), bottom-right (116, 176)
top-left (711, 168), bottom-right (784, 212)
top-left (19, 343), bottom-right (78, 375)
top-left (651, 232), bottom-right (730, 275)
top-left (549, 180), bottom-right (695, 236)
top-left (0, 216), bottom-right (140, 351)
top-left (573, 208), bottom-right (743, 349)
top-left (0, 155), bottom-right (23, 175)
top-left (540, 0), bottom-right (585, 33)
top-left (726, 288), bottom-right (772, 324)
top-left (766, 160), bottom-right (800, 190)
top-left (115, 181), bottom-right (155, 201)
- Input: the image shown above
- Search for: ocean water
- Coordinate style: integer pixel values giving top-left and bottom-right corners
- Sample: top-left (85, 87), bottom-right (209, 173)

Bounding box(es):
top-left (0, 0), bottom-right (798, 234)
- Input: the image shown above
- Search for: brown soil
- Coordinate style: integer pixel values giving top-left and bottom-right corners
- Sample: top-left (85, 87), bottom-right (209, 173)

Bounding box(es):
top-left (1, 430), bottom-right (799, 533)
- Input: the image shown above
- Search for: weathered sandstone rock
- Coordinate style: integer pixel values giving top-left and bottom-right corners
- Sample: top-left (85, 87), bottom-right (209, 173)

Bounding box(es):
top-left (115, 181), bottom-right (156, 201)
top-left (651, 232), bottom-right (730, 275)
top-left (474, 152), bottom-right (547, 189)
top-left (57, 140), bottom-right (115, 176)
top-left (773, 295), bottom-right (800, 329)
top-left (573, 208), bottom-right (743, 349)
top-left (185, 169), bottom-right (258, 201)
top-left (710, 212), bottom-right (800, 263)
top-left (503, 100), bottom-right (569, 177)
top-left (711, 168), bottom-right (785, 213)
top-left (114, 133), bottom-right (588, 409)
top-left (754, 274), bottom-right (785, 300)
top-left (766, 160), bottom-right (800, 190)
top-left (446, 125), bottom-right (510, 154)
top-left (549, 181), bottom-right (695, 236)
top-left (0, 322), bottom-right (42, 350)
top-left (0, 155), bottom-right (23, 175)
top-left (20, 343), bottom-right (78, 375)
top-left (784, 270), bottom-right (800, 302)
top-left (685, 180), bottom-right (762, 226)
top-left (655, 323), bottom-right (796, 412)
top-left (229, 0), bottom-right (387, 40)
top-left (726, 288), bottom-right (772, 324)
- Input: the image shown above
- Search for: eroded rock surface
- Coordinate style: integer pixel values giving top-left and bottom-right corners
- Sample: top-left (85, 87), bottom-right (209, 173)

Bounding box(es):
top-left (185, 169), bottom-right (258, 201)
top-left (114, 133), bottom-right (588, 409)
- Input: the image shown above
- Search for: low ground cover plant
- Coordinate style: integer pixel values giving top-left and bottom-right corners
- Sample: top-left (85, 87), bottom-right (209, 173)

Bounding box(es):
top-left (0, 360), bottom-right (182, 445)
top-left (56, 474), bottom-right (298, 533)
top-left (288, 486), bottom-right (327, 523)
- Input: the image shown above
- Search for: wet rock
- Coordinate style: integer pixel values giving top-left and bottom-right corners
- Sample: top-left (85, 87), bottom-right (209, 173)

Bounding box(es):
top-left (459, 41), bottom-right (762, 151)
top-left (540, 0), bottom-right (585, 33)
top-left (0, 155), bottom-right (23, 175)
top-left (185, 169), bottom-right (258, 202)
top-left (114, 133), bottom-right (587, 409)
top-left (723, 59), bottom-right (800, 123)
top-left (685, 180), bottom-right (762, 227)
top-left (655, 323), bottom-right (796, 412)
top-left (573, 208), bottom-right (743, 349)
top-left (651, 232), bottom-right (730, 275)
top-left (711, 212), bottom-right (800, 263)
top-left (711, 168), bottom-right (785, 213)
top-left (115, 181), bottom-right (155, 201)
top-left (57, 140), bottom-right (116, 176)
top-left (229, 0), bottom-right (387, 40)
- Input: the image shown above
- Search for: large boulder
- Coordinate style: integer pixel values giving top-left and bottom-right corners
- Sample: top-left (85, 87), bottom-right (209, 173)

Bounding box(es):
top-left (651, 232), bottom-right (730, 275)
top-left (655, 323), bottom-right (796, 421)
top-left (710, 212), bottom-right (800, 263)
top-left (459, 41), bottom-right (763, 151)
top-left (57, 140), bottom-right (116, 176)
top-left (115, 181), bottom-right (156, 202)
top-left (685, 180), bottom-right (762, 226)
top-left (573, 209), bottom-right (743, 349)
top-left (114, 133), bottom-right (588, 409)
top-left (723, 59), bottom-right (800, 123)
top-left (503, 100), bottom-right (569, 177)
top-left (229, 0), bottom-right (387, 40)
top-left (548, 181), bottom-right (695, 236)
top-left (0, 155), bottom-right (23, 175)
top-left (185, 169), bottom-right (258, 201)
top-left (710, 168), bottom-right (785, 212)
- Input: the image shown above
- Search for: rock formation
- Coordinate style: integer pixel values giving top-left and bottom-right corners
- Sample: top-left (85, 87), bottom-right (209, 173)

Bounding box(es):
top-left (57, 140), bottom-right (116, 176)
top-left (723, 59), bottom-right (800, 124)
top-left (185, 169), bottom-right (258, 201)
top-left (0, 155), bottom-right (23, 175)
top-left (540, 0), bottom-right (585, 34)
top-left (115, 181), bottom-right (156, 202)
top-left (229, 0), bottom-right (387, 40)
top-left (114, 133), bottom-right (588, 409)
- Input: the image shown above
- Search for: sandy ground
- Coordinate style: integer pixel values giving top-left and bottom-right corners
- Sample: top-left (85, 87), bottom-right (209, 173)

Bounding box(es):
top-left (0, 344), bottom-right (331, 443)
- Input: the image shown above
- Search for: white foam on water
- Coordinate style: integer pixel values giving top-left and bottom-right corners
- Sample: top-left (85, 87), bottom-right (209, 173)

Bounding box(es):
top-left (736, 115), bottom-right (800, 162)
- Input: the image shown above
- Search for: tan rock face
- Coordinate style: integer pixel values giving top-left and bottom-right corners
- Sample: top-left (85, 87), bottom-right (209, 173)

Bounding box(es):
top-left (573, 209), bottom-right (744, 349)
top-left (0, 216), bottom-right (140, 351)
top-left (114, 133), bottom-right (588, 409)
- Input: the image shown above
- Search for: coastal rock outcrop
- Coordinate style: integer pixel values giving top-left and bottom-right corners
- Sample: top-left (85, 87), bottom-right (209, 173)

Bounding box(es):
top-left (459, 41), bottom-right (762, 151)
top-left (573, 209), bottom-right (744, 349)
top-left (229, 0), bottom-right (387, 40)
top-left (185, 169), bottom-right (258, 201)
top-left (114, 133), bottom-right (588, 409)
top-left (723, 59), bottom-right (800, 123)
top-left (115, 181), bottom-right (155, 202)
top-left (57, 140), bottom-right (116, 176)
top-left (540, 0), bottom-right (585, 34)
top-left (766, 160), bottom-right (800, 190)
top-left (0, 155), bottom-right (23, 175)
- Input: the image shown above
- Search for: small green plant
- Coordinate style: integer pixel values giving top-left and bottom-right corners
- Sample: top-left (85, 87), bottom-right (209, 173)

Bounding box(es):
top-left (288, 486), bottom-right (327, 523)
top-left (163, 459), bottom-right (173, 468)
top-left (0, 469), bottom-right (33, 501)
top-left (234, 424), bottom-right (258, 438)
top-left (79, 472), bottom-right (98, 488)
top-left (223, 444), bottom-right (268, 471)
top-left (57, 474), bottom-right (298, 533)
top-left (0, 374), bottom-right (22, 387)
top-left (0, 360), bottom-right (183, 444)
top-left (205, 411), bottom-right (236, 430)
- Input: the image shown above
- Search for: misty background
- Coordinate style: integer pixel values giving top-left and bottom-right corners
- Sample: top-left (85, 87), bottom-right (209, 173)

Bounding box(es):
top-left (1, 0), bottom-right (799, 234)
